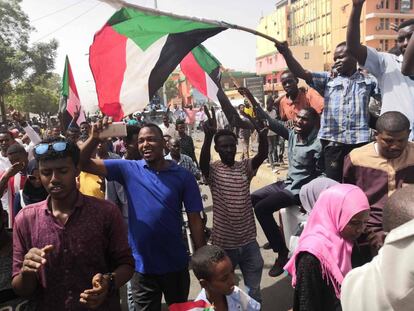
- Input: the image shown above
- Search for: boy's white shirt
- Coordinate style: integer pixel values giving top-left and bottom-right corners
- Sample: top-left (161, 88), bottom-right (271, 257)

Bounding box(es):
top-left (196, 286), bottom-right (261, 311)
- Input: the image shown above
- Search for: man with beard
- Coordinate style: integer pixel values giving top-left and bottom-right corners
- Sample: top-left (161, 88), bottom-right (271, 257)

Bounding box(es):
top-left (200, 106), bottom-right (268, 303)
top-left (79, 121), bottom-right (206, 310)
top-left (347, 0), bottom-right (414, 139)
top-left (12, 138), bottom-right (134, 310)
top-left (343, 111), bottom-right (414, 263)
top-left (246, 86), bottom-right (323, 277)
top-left (275, 40), bottom-right (377, 181)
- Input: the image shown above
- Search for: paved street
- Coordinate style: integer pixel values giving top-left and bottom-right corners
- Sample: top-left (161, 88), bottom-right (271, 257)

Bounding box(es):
top-left (122, 132), bottom-right (294, 311)
top-left (187, 133), bottom-right (294, 311)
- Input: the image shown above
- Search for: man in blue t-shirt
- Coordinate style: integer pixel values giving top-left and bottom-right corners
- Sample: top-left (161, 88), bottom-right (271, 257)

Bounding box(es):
top-left (80, 121), bottom-right (206, 311)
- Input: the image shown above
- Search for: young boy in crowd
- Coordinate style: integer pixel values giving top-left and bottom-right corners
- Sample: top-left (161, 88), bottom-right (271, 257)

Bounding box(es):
top-left (191, 245), bottom-right (260, 311)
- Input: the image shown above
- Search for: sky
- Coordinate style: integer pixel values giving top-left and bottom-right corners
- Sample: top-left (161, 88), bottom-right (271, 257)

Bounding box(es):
top-left (21, 0), bottom-right (276, 112)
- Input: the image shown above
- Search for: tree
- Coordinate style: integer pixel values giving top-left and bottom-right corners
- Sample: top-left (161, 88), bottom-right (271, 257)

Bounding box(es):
top-left (0, 0), bottom-right (58, 120)
top-left (164, 79), bottom-right (179, 103)
top-left (5, 73), bottom-right (60, 116)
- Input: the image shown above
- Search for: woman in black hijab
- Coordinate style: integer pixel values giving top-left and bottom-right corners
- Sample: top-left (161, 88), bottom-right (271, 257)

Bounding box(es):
top-left (13, 159), bottom-right (48, 215)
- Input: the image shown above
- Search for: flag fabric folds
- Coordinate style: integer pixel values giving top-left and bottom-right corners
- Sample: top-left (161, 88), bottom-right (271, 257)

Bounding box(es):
top-left (180, 44), bottom-right (222, 103)
top-left (89, 7), bottom-right (226, 121)
top-left (59, 56), bottom-right (86, 127)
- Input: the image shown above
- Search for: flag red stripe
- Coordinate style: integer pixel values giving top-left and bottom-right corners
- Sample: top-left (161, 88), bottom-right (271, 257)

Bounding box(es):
top-left (181, 51), bottom-right (208, 97)
top-left (89, 24), bottom-right (127, 120)
top-left (67, 61), bottom-right (79, 98)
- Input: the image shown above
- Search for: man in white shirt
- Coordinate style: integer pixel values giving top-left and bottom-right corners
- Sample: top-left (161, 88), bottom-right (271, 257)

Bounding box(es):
top-left (341, 186), bottom-right (414, 311)
top-left (159, 114), bottom-right (176, 138)
top-left (347, 0), bottom-right (414, 139)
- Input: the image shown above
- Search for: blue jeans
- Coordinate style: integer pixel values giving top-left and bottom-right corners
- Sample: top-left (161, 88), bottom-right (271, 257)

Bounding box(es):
top-left (224, 240), bottom-right (264, 303)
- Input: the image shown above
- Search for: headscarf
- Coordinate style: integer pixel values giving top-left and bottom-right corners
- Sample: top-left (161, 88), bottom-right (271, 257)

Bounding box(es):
top-left (22, 159), bottom-right (48, 205)
top-left (299, 177), bottom-right (339, 213)
top-left (284, 184), bottom-right (370, 298)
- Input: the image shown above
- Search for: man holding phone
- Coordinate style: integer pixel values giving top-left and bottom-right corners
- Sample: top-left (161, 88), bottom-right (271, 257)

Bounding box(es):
top-left (79, 120), bottom-right (206, 310)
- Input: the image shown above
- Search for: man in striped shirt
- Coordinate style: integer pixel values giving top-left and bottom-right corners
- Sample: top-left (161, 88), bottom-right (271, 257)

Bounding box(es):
top-left (200, 108), bottom-right (268, 303)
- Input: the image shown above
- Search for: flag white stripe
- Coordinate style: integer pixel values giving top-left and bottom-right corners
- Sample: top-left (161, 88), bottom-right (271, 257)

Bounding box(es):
top-left (205, 72), bottom-right (219, 103)
top-left (119, 36), bottom-right (168, 115)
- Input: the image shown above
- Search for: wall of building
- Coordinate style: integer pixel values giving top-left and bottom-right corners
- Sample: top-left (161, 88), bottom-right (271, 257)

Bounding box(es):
top-left (257, 0), bottom-right (414, 72)
top-left (256, 1), bottom-right (289, 58)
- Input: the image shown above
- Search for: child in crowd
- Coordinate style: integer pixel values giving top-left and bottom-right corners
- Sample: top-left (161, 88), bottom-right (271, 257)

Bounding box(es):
top-left (191, 245), bottom-right (260, 311)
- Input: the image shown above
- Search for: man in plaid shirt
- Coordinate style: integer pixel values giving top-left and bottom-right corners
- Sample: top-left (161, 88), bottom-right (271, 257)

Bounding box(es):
top-left (275, 40), bottom-right (378, 181)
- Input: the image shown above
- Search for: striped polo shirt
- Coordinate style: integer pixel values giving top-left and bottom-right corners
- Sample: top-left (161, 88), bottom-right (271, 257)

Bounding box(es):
top-left (208, 159), bottom-right (256, 249)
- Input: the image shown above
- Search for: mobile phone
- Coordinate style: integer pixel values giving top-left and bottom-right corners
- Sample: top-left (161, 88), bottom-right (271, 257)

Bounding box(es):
top-left (98, 122), bottom-right (127, 139)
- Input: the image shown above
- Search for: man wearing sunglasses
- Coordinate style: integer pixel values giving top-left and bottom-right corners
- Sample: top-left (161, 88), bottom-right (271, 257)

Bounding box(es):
top-left (11, 138), bottom-right (134, 310)
top-left (79, 120), bottom-right (206, 311)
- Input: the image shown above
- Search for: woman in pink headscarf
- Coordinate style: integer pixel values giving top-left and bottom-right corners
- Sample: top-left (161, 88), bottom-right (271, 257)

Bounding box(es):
top-left (284, 184), bottom-right (370, 311)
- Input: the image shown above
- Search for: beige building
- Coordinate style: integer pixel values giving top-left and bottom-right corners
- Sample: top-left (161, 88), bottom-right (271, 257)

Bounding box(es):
top-left (257, 0), bottom-right (414, 77)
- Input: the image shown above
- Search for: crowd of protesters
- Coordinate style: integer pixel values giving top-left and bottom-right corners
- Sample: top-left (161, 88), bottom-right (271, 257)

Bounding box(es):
top-left (1, 1), bottom-right (414, 310)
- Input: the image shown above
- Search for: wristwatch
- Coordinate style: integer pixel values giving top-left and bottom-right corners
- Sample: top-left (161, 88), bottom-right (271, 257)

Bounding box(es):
top-left (104, 273), bottom-right (115, 296)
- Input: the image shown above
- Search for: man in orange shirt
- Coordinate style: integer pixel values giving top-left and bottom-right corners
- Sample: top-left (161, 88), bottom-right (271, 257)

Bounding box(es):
top-left (277, 71), bottom-right (324, 121)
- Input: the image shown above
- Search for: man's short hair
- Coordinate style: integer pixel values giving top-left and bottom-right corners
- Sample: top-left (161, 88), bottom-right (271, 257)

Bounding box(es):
top-left (34, 138), bottom-right (80, 167)
top-left (191, 245), bottom-right (227, 281)
top-left (0, 126), bottom-right (13, 138)
top-left (214, 129), bottom-right (237, 145)
top-left (398, 19), bottom-right (414, 30)
top-left (80, 121), bottom-right (90, 127)
top-left (301, 107), bottom-right (320, 125)
top-left (336, 41), bottom-right (347, 49)
top-left (7, 144), bottom-right (26, 156)
top-left (175, 119), bottom-right (186, 126)
top-left (376, 111), bottom-right (410, 133)
top-left (139, 123), bottom-right (163, 140)
top-left (383, 186), bottom-right (414, 232)
top-left (125, 124), bottom-right (140, 144)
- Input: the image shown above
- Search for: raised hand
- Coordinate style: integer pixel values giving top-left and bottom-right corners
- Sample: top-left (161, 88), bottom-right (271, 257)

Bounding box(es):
top-left (90, 116), bottom-right (112, 140)
top-left (73, 106), bottom-right (81, 121)
top-left (202, 106), bottom-right (217, 138)
top-left (275, 41), bottom-right (290, 55)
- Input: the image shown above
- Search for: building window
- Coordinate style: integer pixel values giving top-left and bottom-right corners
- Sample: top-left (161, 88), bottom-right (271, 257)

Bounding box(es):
top-left (385, 18), bottom-right (390, 30)
top-left (269, 58), bottom-right (273, 64)
top-left (385, 0), bottom-right (389, 8)
top-left (395, 18), bottom-right (399, 25)
top-left (380, 39), bottom-right (384, 51)
top-left (395, 0), bottom-right (399, 9)
top-left (304, 52), bottom-right (310, 59)
top-left (380, 18), bottom-right (385, 29)
top-left (259, 61), bottom-right (262, 67)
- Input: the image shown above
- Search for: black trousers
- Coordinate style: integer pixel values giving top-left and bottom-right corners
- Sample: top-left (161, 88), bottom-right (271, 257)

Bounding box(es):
top-left (130, 269), bottom-right (190, 311)
top-left (321, 140), bottom-right (367, 182)
top-left (251, 181), bottom-right (298, 253)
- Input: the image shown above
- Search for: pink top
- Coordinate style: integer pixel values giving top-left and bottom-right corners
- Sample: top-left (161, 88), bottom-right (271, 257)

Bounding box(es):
top-left (284, 184), bottom-right (369, 298)
top-left (184, 108), bottom-right (197, 125)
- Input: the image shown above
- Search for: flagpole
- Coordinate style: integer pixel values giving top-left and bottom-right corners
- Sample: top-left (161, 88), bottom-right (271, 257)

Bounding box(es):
top-left (99, 0), bottom-right (282, 45)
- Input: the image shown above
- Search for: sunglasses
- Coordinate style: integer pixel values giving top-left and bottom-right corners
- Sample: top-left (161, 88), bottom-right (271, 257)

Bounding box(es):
top-left (34, 142), bottom-right (68, 155)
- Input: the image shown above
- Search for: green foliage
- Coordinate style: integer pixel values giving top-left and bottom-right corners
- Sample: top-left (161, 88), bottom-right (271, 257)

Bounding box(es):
top-left (5, 73), bottom-right (60, 115)
top-left (164, 79), bottom-right (178, 102)
top-left (0, 0), bottom-right (58, 118)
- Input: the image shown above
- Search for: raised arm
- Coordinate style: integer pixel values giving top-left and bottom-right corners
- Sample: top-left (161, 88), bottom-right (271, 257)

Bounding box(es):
top-left (402, 35), bottom-right (414, 76)
top-left (239, 87), bottom-right (290, 140)
top-left (79, 119), bottom-right (109, 177)
top-left (251, 129), bottom-right (268, 171)
top-left (200, 107), bottom-right (216, 180)
top-left (347, 0), bottom-right (368, 65)
top-left (217, 89), bottom-right (253, 130)
top-left (275, 41), bottom-right (313, 84)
